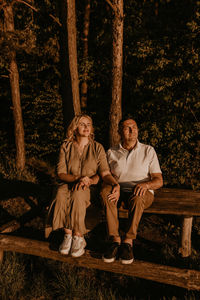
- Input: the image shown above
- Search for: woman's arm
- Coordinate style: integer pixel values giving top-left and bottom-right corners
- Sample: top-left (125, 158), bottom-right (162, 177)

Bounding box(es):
top-left (100, 170), bottom-right (120, 203)
top-left (100, 170), bottom-right (119, 186)
top-left (58, 173), bottom-right (79, 183)
top-left (58, 173), bottom-right (100, 191)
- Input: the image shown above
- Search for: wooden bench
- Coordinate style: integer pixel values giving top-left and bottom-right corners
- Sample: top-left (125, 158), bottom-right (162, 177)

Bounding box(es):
top-left (118, 188), bottom-right (200, 257)
top-left (0, 187), bottom-right (200, 290)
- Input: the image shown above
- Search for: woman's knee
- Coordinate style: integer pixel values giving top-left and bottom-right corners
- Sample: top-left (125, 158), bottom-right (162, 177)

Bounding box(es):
top-left (54, 190), bottom-right (68, 207)
top-left (71, 189), bottom-right (90, 207)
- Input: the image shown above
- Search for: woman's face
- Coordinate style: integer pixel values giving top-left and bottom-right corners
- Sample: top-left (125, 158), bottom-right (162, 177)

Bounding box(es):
top-left (76, 117), bottom-right (92, 137)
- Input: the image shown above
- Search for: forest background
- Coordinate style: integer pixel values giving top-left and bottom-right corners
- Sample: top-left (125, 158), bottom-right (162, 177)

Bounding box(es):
top-left (0, 0), bottom-right (199, 190)
top-left (0, 0), bottom-right (200, 298)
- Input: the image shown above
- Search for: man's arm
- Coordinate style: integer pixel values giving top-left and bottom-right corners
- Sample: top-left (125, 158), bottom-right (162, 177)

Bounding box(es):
top-left (134, 173), bottom-right (163, 196)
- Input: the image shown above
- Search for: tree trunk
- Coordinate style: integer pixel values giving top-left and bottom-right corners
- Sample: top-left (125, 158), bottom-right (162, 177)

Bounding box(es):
top-left (3, 4), bottom-right (25, 170)
top-left (80, 0), bottom-right (91, 110)
top-left (59, 0), bottom-right (81, 130)
top-left (109, 0), bottom-right (123, 147)
top-left (66, 0), bottom-right (81, 115)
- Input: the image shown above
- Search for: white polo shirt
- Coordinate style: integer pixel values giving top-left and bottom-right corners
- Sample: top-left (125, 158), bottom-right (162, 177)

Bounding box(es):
top-left (107, 141), bottom-right (162, 193)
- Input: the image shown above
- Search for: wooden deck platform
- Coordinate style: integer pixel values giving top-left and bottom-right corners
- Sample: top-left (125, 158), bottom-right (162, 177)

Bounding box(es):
top-left (0, 234), bottom-right (200, 291)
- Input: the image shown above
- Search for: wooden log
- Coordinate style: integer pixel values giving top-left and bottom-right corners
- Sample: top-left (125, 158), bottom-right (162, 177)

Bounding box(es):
top-left (179, 216), bottom-right (193, 258)
top-left (0, 220), bottom-right (20, 233)
top-left (0, 234), bottom-right (200, 290)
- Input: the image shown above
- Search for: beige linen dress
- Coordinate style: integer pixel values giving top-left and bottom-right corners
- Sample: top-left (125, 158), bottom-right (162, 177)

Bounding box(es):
top-left (45, 140), bottom-right (109, 238)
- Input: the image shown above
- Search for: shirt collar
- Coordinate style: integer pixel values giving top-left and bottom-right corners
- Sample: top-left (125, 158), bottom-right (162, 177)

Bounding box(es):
top-left (119, 140), bottom-right (141, 152)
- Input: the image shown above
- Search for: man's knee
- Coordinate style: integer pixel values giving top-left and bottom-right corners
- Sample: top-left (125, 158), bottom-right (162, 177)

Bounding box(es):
top-left (129, 195), bottom-right (146, 210)
top-left (129, 192), bottom-right (154, 210)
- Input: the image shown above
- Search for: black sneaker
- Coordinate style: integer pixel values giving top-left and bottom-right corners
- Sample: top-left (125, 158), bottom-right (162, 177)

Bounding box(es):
top-left (119, 243), bottom-right (134, 264)
top-left (103, 242), bottom-right (120, 263)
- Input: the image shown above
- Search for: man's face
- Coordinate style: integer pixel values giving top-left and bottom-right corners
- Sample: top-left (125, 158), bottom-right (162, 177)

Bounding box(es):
top-left (120, 119), bottom-right (138, 143)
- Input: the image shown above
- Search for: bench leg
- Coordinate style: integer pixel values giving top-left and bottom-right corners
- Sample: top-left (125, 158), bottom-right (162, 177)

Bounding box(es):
top-left (179, 216), bottom-right (193, 258)
top-left (0, 250), bottom-right (3, 263)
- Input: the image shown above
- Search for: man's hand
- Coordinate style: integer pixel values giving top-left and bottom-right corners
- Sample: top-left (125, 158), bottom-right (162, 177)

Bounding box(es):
top-left (108, 184), bottom-right (120, 204)
top-left (134, 182), bottom-right (149, 196)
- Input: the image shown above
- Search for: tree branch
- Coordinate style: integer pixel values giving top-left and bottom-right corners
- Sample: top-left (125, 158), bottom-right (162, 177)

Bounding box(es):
top-left (13, 0), bottom-right (61, 26)
top-left (104, 0), bottom-right (123, 19)
top-left (15, 0), bottom-right (38, 12)
top-left (49, 13), bottom-right (61, 27)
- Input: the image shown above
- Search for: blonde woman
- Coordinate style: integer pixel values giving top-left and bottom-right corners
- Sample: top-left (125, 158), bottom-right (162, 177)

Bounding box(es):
top-left (46, 114), bottom-right (119, 257)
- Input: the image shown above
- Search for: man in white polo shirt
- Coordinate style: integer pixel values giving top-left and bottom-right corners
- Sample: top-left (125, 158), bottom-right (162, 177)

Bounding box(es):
top-left (101, 116), bottom-right (163, 264)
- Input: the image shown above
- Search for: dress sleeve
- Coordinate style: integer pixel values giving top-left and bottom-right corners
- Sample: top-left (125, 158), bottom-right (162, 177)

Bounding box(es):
top-left (57, 143), bottom-right (67, 174)
top-left (95, 143), bottom-right (110, 174)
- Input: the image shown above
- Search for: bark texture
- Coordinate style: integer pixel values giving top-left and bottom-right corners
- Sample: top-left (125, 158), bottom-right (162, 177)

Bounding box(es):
top-left (3, 4), bottom-right (25, 170)
top-left (109, 0), bottom-right (123, 147)
top-left (66, 0), bottom-right (81, 115)
top-left (80, 0), bottom-right (91, 109)
top-left (59, 0), bottom-right (81, 130)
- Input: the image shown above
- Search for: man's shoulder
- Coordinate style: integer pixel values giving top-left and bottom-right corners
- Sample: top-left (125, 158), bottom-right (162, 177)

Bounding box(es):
top-left (138, 141), bottom-right (155, 151)
top-left (107, 144), bottom-right (120, 153)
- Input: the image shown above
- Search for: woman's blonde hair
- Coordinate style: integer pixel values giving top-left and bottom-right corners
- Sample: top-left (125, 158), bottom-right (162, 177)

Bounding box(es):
top-left (66, 114), bottom-right (94, 141)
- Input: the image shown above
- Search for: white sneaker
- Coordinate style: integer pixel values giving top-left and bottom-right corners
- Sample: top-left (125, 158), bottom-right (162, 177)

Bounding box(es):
top-left (59, 234), bottom-right (72, 255)
top-left (70, 236), bottom-right (86, 257)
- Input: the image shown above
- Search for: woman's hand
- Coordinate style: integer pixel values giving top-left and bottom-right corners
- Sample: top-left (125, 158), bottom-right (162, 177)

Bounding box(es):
top-left (80, 176), bottom-right (93, 187)
top-left (72, 176), bottom-right (93, 191)
top-left (108, 184), bottom-right (120, 204)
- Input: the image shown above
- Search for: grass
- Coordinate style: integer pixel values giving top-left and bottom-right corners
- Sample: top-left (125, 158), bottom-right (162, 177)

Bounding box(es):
top-left (0, 253), bottom-right (200, 300)
top-left (0, 155), bottom-right (38, 184)
top-left (0, 252), bottom-right (25, 300)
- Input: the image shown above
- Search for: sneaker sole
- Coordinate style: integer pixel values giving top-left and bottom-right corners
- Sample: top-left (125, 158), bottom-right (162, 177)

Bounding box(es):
top-left (71, 249), bottom-right (85, 258)
top-left (120, 258), bottom-right (134, 264)
top-left (59, 249), bottom-right (70, 255)
top-left (102, 256), bottom-right (116, 263)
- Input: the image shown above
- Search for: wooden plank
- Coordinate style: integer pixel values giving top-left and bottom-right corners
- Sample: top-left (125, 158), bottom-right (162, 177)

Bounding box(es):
top-left (155, 188), bottom-right (200, 197)
top-left (0, 234), bottom-right (200, 290)
top-left (119, 188), bottom-right (200, 217)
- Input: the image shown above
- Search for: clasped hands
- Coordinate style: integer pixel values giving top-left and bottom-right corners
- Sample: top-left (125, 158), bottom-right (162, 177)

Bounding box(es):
top-left (72, 176), bottom-right (93, 191)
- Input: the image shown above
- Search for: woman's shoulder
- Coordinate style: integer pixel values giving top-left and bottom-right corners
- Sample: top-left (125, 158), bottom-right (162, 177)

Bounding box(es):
top-left (92, 140), bottom-right (105, 150)
top-left (91, 141), bottom-right (107, 157)
top-left (61, 139), bottom-right (73, 150)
